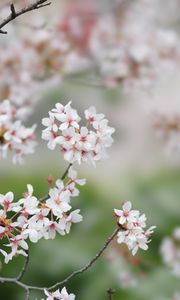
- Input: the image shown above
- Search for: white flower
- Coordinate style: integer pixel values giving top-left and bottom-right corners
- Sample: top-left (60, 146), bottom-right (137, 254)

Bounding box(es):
top-left (56, 127), bottom-right (76, 145)
top-left (46, 188), bottom-right (71, 217)
top-left (42, 113), bottom-right (58, 132)
top-left (0, 163), bottom-right (85, 262)
top-left (68, 167), bottom-right (86, 186)
top-left (0, 100), bottom-right (37, 164)
top-left (28, 208), bottom-right (50, 230)
top-left (17, 184), bottom-right (39, 215)
top-left (42, 102), bottom-right (115, 166)
top-left (59, 209), bottom-right (83, 234)
top-left (43, 221), bottom-right (65, 239)
top-left (0, 235), bottom-right (28, 263)
top-left (42, 130), bottom-right (60, 150)
top-left (114, 201), bottom-right (139, 225)
top-left (160, 227), bottom-right (180, 277)
top-left (115, 201), bottom-right (155, 255)
top-left (85, 106), bottom-right (104, 126)
top-left (22, 228), bottom-right (41, 243)
top-left (44, 287), bottom-right (75, 300)
top-left (55, 102), bottom-right (80, 130)
top-left (4, 120), bottom-right (22, 143)
top-left (0, 192), bottom-right (14, 212)
top-left (52, 102), bottom-right (65, 115)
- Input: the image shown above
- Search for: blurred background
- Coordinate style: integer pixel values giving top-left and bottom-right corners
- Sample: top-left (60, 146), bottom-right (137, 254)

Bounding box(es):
top-left (1, 0), bottom-right (180, 299)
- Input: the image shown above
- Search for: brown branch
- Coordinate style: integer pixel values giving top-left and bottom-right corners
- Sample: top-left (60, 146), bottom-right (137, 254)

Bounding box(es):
top-left (0, 164), bottom-right (121, 298)
top-left (39, 163), bottom-right (72, 202)
top-left (10, 4), bottom-right (16, 19)
top-left (0, 0), bottom-right (51, 34)
top-left (107, 288), bottom-right (115, 300)
top-left (46, 226), bottom-right (121, 291)
top-left (61, 163), bottom-right (72, 181)
top-left (0, 226), bottom-right (121, 294)
top-left (17, 251), bottom-right (29, 281)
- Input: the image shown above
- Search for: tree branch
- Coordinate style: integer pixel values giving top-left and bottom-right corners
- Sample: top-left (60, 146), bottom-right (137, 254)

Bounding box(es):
top-left (0, 164), bottom-right (121, 298)
top-left (0, 226), bottom-right (122, 294)
top-left (0, 0), bottom-right (51, 34)
top-left (46, 226), bottom-right (121, 291)
top-left (107, 288), bottom-right (115, 300)
top-left (17, 251), bottom-right (29, 281)
top-left (25, 288), bottom-right (30, 300)
top-left (61, 163), bottom-right (72, 181)
top-left (39, 163), bottom-right (72, 202)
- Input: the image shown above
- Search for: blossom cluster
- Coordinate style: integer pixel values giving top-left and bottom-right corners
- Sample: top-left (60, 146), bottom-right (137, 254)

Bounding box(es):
top-left (0, 13), bottom-right (91, 110)
top-left (0, 99), bottom-right (37, 164)
top-left (89, 0), bottom-right (180, 89)
top-left (0, 0), bottom-right (179, 114)
top-left (160, 227), bottom-right (180, 277)
top-left (42, 287), bottom-right (75, 300)
top-left (114, 201), bottom-right (155, 255)
top-left (42, 102), bottom-right (115, 166)
top-left (0, 166), bottom-right (85, 263)
top-left (152, 112), bottom-right (180, 157)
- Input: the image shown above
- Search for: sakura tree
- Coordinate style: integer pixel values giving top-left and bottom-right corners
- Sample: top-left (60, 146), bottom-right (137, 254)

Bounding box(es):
top-left (0, 0), bottom-right (180, 300)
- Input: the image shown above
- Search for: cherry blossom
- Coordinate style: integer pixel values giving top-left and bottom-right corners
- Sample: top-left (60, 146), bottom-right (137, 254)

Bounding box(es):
top-left (58, 209), bottom-right (83, 234)
top-left (0, 0), bottom-right (180, 124)
top-left (89, 1), bottom-right (180, 89)
top-left (114, 201), bottom-right (155, 255)
top-left (152, 111), bottom-right (180, 158)
top-left (0, 192), bottom-right (14, 212)
top-left (0, 99), bottom-right (37, 164)
top-left (68, 166), bottom-right (86, 186)
top-left (42, 102), bottom-right (115, 166)
top-left (55, 166), bottom-right (86, 198)
top-left (0, 235), bottom-right (28, 263)
top-left (114, 201), bottom-right (139, 225)
top-left (46, 188), bottom-right (71, 217)
top-left (160, 227), bottom-right (180, 277)
top-left (44, 287), bottom-right (75, 300)
top-left (0, 1), bottom-right (163, 299)
top-left (0, 166), bottom-right (84, 264)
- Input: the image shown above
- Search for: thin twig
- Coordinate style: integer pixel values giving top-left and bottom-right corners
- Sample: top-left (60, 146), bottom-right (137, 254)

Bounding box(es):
top-left (61, 163), bottom-right (72, 181)
top-left (39, 163), bottom-right (72, 202)
top-left (17, 251), bottom-right (29, 281)
top-left (46, 226), bottom-right (121, 291)
top-left (0, 226), bottom-right (121, 293)
top-left (107, 288), bottom-right (115, 300)
top-left (0, 276), bottom-right (28, 289)
top-left (0, 0), bottom-right (51, 34)
top-left (26, 288), bottom-right (30, 300)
